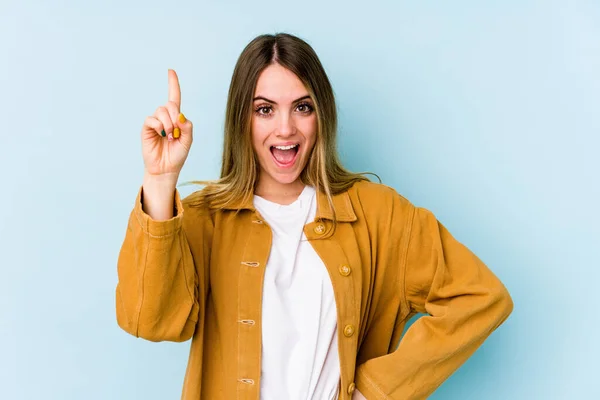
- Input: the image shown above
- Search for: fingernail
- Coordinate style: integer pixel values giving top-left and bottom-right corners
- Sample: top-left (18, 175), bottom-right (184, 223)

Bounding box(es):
top-left (161, 129), bottom-right (166, 137)
top-left (168, 133), bottom-right (173, 141)
top-left (178, 113), bottom-right (186, 123)
top-left (173, 127), bottom-right (180, 139)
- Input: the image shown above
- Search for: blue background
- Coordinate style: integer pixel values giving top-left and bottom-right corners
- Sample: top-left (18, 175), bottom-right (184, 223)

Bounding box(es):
top-left (1, 0), bottom-right (598, 399)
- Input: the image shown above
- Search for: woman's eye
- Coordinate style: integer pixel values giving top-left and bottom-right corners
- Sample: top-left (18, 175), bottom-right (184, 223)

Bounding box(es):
top-left (296, 103), bottom-right (314, 113)
top-left (256, 105), bottom-right (272, 116)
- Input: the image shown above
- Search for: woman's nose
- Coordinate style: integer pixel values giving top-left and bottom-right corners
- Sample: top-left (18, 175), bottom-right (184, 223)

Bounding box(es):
top-left (276, 112), bottom-right (295, 137)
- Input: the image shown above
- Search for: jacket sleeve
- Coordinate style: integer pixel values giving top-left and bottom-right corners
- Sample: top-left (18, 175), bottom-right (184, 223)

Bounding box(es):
top-left (355, 205), bottom-right (514, 399)
top-left (115, 187), bottom-right (210, 342)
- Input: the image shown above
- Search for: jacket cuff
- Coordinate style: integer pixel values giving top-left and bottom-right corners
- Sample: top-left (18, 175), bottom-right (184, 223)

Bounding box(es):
top-left (132, 186), bottom-right (184, 237)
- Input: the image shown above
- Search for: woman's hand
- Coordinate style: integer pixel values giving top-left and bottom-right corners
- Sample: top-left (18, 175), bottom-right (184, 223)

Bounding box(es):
top-left (352, 388), bottom-right (367, 400)
top-left (141, 69), bottom-right (193, 179)
top-left (139, 69), bottom-right (194, 220)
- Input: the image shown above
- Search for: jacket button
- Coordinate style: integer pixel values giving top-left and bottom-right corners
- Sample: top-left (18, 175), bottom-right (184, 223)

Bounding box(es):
top-left (339, 265), bottom-right (351, 276)
top-left (343, 324), bottom-right (355, 337)
top-left (347, 382), bottom-right (356, 394)
top-left (314, 224), bottom-right (325, 234)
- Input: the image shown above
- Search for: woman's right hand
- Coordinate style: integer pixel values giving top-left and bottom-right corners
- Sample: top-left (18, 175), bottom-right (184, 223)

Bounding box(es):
top-left (141, 69), bottom-right (193, 178)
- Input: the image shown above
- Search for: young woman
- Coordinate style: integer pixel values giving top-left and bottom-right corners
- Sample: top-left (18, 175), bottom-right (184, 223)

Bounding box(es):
top-left (116, 33), bottom-right (513, 400)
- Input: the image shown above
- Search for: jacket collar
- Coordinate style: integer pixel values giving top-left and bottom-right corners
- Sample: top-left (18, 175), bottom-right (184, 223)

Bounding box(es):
top-left (315, 189), bottom-right (357, 222)
top-left (217, 187), bottom-right (357, 222)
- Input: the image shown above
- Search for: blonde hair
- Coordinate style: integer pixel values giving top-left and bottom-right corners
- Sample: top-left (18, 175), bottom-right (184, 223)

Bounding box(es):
top-left (186, 33), bottom-right (375, 218)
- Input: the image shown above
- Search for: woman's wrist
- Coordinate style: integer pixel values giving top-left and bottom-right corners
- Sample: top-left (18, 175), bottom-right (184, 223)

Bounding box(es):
top-left (141, 171), bottom-right (179, 220)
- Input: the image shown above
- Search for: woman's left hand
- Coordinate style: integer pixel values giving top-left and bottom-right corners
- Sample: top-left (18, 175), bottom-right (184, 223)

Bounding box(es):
top-left (352, 388), bottom-right (367, 399)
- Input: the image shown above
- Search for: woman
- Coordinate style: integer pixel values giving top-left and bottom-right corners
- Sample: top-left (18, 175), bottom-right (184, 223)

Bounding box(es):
top-left (116, 33), bottom-right (513, 400)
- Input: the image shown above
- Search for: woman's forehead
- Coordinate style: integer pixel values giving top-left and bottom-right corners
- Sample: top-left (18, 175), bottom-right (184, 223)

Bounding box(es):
top-left (254, 64), bottom-right (309, 102)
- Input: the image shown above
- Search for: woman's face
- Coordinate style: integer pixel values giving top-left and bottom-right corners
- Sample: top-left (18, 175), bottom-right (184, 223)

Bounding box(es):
top-left (251, 63), bottom-right (317, 194)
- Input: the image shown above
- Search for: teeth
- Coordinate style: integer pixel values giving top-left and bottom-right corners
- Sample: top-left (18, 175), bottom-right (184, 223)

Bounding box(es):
top-left (273, 144), bottom-right (298, 150)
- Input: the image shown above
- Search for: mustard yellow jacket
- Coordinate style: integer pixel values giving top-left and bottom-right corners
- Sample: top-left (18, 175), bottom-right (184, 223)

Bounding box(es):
top-left (116, 180), bottom-right (513, 400)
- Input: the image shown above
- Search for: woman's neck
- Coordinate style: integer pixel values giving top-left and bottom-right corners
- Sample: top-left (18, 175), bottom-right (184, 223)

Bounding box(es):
top-left (255, 179), bottom-right (306, 205)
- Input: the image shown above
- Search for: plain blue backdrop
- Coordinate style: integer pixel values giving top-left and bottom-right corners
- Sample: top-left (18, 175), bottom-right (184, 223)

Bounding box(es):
top-left (1, 0), bottom-right (598, 399)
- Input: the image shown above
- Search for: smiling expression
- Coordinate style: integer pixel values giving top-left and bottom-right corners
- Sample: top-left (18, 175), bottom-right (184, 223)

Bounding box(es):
top-left (251, 63), bottom-right (318, 196)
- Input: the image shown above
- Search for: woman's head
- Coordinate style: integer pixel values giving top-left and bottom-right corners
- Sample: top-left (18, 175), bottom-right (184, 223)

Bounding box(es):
top-left (193, 33), bottom-right (370, 211)
top-left (251, 63), bottom-right (317, 195)
top-left (222, 32), bottom-right (338, 194)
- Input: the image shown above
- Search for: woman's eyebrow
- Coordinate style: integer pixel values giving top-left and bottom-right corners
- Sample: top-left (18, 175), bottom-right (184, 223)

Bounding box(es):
top-left (252, 95), bottom-right (311, 104)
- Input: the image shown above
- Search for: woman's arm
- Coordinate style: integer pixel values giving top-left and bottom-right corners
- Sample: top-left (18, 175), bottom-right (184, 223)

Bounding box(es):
top-left (115, 184), bottom-right (211, 342)
top-left (355, 204), bottom-right (514, 399)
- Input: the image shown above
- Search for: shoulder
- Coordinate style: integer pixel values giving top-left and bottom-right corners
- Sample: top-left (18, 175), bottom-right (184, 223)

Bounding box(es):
top-left (348, 180), bottom-right (415, 215)
top-left (181, 187), bottom-right (207, 208)
top-left (348, 181), bottom-right (446, 239)
top-left (179, 187), bottom-right (215, 222)
top-left (342, 180), bottom-right (420, 246)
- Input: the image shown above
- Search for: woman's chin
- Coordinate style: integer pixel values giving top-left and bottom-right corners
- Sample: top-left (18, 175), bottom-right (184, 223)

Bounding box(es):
top-left (258, 155), bottom-right (307, 188)
top-left (272, 172), bottom-right (301, 185)
top-left (261, 168), bottom-right (303, 187)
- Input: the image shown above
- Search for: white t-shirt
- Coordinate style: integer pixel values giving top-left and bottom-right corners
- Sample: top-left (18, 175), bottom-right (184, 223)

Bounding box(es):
top-left (253, 185), bottom-right (340, 400)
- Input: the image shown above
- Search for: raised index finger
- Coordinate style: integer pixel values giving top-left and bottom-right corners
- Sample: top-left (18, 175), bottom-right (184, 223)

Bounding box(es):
top-left (168, 69), bottom-right (181, 108)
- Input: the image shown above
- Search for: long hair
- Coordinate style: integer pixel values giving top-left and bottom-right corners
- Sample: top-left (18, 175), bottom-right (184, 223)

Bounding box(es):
top-left (187, 33), bottom-right (374, 217)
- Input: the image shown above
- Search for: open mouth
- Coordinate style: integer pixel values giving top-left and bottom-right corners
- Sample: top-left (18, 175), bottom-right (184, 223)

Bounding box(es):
top-left (270, 144), bottom-right (300, 168)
